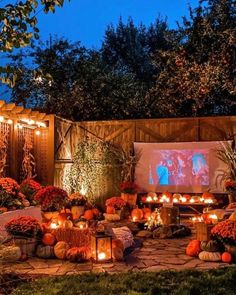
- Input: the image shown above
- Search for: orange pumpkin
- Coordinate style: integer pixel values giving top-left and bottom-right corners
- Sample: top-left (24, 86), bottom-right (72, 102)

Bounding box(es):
top-left (54, 241), bottom-right (70, 260)
top-left (162, 191), bottom-right (172, 200)
top-left (42, 233), bottom-right (56, 246)
top-left (186, 240), bottom-right (201, 257)
top-left (112, 239), bottom-right (124, 252)
top-left (83, 209), bottom-right (94, 220)
top-left (183, 194), bottom-right (191, 201)
top-left (106, 206), bottom-right (115, 214)
top-left (221, 252), bottom-right (232, 263)
top-left (202, 191), bottom-right (214, 199)
top-left (92, 208), bottom-right (100, 217)
top-left (142, 208), bottom-right (152, 219)
top-left (131, 208), bottom-right (143, 220)
top-left (58, 208), bottom-right (72, 223)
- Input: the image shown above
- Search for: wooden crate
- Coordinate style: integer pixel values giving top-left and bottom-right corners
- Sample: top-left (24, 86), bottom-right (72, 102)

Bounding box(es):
top-left (195, 222), bottom-right (214, 241)
top-left (160, 206), bottom-right (180, 225)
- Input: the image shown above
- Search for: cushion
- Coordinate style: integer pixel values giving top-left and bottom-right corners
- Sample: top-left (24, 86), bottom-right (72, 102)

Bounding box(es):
top-left (112, 226), bottom-right (134, 249)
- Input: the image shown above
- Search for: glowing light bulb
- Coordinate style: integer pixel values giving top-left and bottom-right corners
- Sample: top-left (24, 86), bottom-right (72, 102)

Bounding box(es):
top-left (35, 130), bottom-right (41, 136)
top-left (7, 119), bottom-right (13, 124)
top-left (79, 224), bottom-right (84, 229)
top-left (173, 198), bottom-right (178, 203)
top-left (133, 216), bottom-right (137, 222)
top-left (0, 116), bottom-right (4, 122)
top-left (190, 198), bottom-right (195, 203)
top-left (50, 222), bottom-right (58, 229)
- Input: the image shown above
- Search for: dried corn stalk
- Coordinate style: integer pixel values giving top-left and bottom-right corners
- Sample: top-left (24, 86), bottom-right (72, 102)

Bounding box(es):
top-left (22, 134), bottom-right (37, 179)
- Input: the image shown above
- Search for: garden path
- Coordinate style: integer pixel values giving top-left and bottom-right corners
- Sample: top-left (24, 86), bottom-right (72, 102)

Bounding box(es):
top-left (0, 236), bottom-right (232, 275)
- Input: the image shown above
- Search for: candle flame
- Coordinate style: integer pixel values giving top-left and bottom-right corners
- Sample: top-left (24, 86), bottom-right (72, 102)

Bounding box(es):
top-left (146, 196), bottom-right (153, 202)
top-left (133, 216), bottom-right (137, 222)
top-left (50, 222), bottom-right (58, 229)
top-left (79, 224), bottom-right (84, 229)
top-left (98, 252), bottom-right (106, 260)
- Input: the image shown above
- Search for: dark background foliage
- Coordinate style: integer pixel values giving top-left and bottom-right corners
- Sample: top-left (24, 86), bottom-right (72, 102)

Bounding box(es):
top-left (3, 0), bottom-right (236, 120)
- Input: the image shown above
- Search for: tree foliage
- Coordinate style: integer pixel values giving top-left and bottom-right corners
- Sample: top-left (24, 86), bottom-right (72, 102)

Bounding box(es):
top-left (3, 0), bottom-right (236, 120)
top-left (0, 0), bottom-right (70, 85)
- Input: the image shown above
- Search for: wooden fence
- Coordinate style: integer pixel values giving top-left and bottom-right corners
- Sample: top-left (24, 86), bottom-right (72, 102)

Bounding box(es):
top-left (0, 101), bottom-right (54, 184)
top-left (54, 116), bottom-right (236, 195)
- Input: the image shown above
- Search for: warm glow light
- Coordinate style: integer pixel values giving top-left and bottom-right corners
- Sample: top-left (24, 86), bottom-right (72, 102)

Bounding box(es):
top-left (98, 252), bottom-right (106, 260)
top-left (80, 185), bottom-right (87, 196)
top-left (7, 119), bottom-right (13, 124)
top-left (191, 216), bottom-right (203, 223)
top-left (173, 198), bottom-right (178, 203)
top-left (37, 122), bottom-right (47, 128)
top-left (28, 119), bottom-right (35, 125)
top-left (50, 222), bottom-right (58, 229)
top-left (0, 116), bottom-right (4, 122)
top-left (204, 199), bottom-right (213, 204)
top-left (153, 196), bottom-right (158, 201)
top-left (209, 214), bottom-right (218, 223)
top-left (190, 198), bottom-right (195, 203)
top-left (79, 224), bottom-right (84, 229)
top-left (133, 216), bottom-right (137, 222)
top-left (146, 196), bottom-right (153, 202)
top-left (200, 197), bottom-right (204, 202)
top-left (160, 195), bottom-right (170, 203)
top-left (17, 124), bottom-right (23, 129)
top-left (35, 130), bottom-right (41, 136)
top-left (180, 197), bottom-right (187, 203)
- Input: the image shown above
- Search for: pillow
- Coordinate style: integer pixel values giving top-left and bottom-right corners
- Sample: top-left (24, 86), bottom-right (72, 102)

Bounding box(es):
top-left (112, 226), bottom-right (134, 249)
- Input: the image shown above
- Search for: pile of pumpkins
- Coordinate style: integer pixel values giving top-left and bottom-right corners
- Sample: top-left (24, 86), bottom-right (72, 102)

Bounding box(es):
top-left (186, 239), bottom-right (233, 263)
top-left (131, 207), bottom-right (152, 221)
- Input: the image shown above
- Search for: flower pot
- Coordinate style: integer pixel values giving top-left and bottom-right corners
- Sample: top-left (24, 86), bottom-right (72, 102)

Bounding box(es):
top-left (42, 211), bottom-right (59, 221)
top-left (224, 244), bottom-right (236, 262)
top-left (14, 237), bottom-right (38, 256)
top-left (121, 193), bottom-right (137, 208)
top-left (71, 206), bottom-right (84, 220)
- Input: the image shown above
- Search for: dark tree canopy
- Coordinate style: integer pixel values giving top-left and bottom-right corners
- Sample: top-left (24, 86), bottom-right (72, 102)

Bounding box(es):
top-left (3, 0), bottom-right (236, 120)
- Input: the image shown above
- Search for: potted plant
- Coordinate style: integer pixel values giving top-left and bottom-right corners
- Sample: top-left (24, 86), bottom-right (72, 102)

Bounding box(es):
top-left (211, 219), bottom-right (236, 261)
top-left (0, 177), bottom-right (30, 211)
top-left (105, 197), bottom-right (126, 217)
top-left (68, 192), bottom-right (87, 220)
top-left (216, 141), bottom-right (236, 203)
top-left (120, 181), bottom-right (138, 208)
top-left (34, 186), bottom-right (68, 221)
top-left (20, 179), bottom-right (42, 206)
top-left (5, 216), bottom-right (43, 255)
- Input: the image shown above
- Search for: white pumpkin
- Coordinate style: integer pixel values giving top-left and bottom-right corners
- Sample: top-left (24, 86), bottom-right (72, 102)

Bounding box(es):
top-left (198, 251), bottom-right (221, 262)
top-left (0, 246), bottom-right (21, 262)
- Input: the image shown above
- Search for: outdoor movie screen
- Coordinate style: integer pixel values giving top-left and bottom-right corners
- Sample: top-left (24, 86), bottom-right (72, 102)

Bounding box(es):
top-left (134, 141), bottom-right (230, 193)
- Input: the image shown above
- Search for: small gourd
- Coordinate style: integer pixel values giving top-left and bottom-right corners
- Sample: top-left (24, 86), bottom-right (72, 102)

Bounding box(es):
top-left (199, 251), bottom-right (221, 261)
top-left (221, 252), bottom-right (232, 263)
top-left (36, 244), bottom-right (54, 258)
top-left (0, 246), bottom-right (21, 262)
top-left (54, 241), bottom-right (70, 260)
top-left (200, 240), bottom-right (220, 252)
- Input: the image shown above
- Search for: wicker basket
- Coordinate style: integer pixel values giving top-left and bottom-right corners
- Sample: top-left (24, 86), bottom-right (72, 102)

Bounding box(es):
top-left (14, 237), bottom-right (38, 256)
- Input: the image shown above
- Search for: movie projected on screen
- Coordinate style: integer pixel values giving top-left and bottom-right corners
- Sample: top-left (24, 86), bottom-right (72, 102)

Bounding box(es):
top-left (134, 141), bottom-right (230, 193)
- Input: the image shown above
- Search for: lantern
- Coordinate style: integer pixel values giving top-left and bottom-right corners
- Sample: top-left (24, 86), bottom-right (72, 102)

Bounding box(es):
top-left (91, 232), bottom-right (112, 263)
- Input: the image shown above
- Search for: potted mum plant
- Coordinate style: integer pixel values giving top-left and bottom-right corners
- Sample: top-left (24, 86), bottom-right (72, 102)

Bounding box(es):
top-left (20, 179), bottom-right (42, 206)
top-left (105, 197), bottom-right (126, 218)
top-left (5, 216), bottom-right (43, 255)
top-left (120, 181), bottom-right (138, 208)
top-left (0, 177), bottom-right (29, 211)
top-left (68, 192), bottom-right (87, 220)
top-left (216, 141), bottom-right (236, 203)
top-left (34, 186), bottom-right (68, 221)
top-left (211, 219), bottom-right (236, 261)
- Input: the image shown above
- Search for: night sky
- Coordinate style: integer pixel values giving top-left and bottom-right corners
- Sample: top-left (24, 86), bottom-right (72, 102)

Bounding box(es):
top-left (36, 0), bottom-right (199, 48)
top-left (0, 0), bottom-right (200, 98)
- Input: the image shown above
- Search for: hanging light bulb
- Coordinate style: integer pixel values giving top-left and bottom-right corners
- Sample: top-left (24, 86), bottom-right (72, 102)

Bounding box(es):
top-left (0, 116), bottom-right (4, 122)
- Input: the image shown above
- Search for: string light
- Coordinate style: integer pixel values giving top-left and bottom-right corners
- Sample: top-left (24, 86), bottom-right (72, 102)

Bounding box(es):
top-left (0, 116), bottom-right (4, 122)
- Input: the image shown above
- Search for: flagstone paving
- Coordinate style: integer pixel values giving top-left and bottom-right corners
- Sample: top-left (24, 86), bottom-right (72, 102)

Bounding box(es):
top-left (0, 236), bottom-right (233, 275)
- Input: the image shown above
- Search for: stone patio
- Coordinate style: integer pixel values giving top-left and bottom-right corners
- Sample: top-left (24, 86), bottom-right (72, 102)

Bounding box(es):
top-left (0, 236), bottom-right (232, 275)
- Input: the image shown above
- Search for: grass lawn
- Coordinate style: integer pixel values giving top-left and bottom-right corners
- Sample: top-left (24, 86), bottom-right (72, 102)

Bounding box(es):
top-left (11, 267), bottom-right (236, 295)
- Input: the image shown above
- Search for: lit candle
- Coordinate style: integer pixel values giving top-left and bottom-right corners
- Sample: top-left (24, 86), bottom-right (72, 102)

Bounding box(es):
top-left (180, 197), bottom-right (187, 203)
top-left (146, 196), bottom-right (152, 202)
top-left (153, 196), bottom-right (158, 201)
top-left (209, 214), bottom-right (218, 224)
top-left (98, 252), bottom-right (106, 260)
top-left (190, 198), bottom-right (195, 203)
top-left (79, 224), bottom-right (84, 229)
top-left (204, 199), bottom-right (213, 204)
top-left (50, 222), bottom-right (58, 229)
top-left (133, 216), bottom-right (137, 222)
top-left (200, 197), bottom-right (204, 202)
top-left (173, 198), bottom-right (178, 203)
